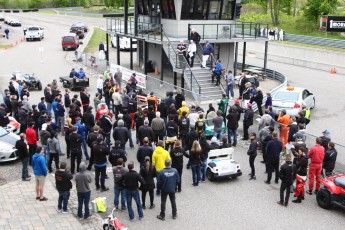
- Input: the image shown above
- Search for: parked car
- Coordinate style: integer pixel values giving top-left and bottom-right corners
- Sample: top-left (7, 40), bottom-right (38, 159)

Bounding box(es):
top-left (5, 116), bottom-right (20, 135)
top-left (26, 26), bottom-right (44, 41)
top-left (271, 86), bottom-right (315, 117)
top-left (0, 126), bottom-right (20, 147)
top-left (9, 19), bottom-right (21, 27)
top-left (206, 147), bottom-right (242, 181)
top-left (73, 22), bottom-right (88, 32)
top-left (12, 71), bottom-right (42, 91)
top-left (0, 14), bottom-right (4, 21)
top-left (61, 33), bottom-right (79, 51)
top-left (0, 141), bottom-right (18, 162)
top-left (70, 26), bottom-right (84, 39)
top-left (111, 34), bottom-right (137, 50)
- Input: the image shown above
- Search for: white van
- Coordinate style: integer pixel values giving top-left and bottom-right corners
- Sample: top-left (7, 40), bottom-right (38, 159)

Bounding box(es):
top-left (111, 35), bottom-right (137, 50)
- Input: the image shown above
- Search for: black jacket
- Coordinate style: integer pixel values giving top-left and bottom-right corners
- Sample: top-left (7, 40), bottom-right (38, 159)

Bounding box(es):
top-left (18, 108), bottom-right (28, 125)
top-left (113, 126), bottom-right (129, 144)
top-left (279, 161), bottom-right (296, 185)
top-left (189, 150), bottom-right (202, 165)
top-left (323, 148), bottom-right (337, 172)
top-left (87, 132), bottom-right (103, 148)
top-left (226, 112), bottom-right (238, 129)
top-left (93, 142), bottom-right (110, 165)
top-left (157, 103), bottom-right (168, 118)
top-left (185, 130), bottom-right (199, 151)
top-left (166, 121), bottom-right (178, 137)
top-left (80, 91), bottom-right (90, 105)
top-left (320, 136), bottom-right (331, 152)
top-left (82, 111), bottom-right (95, 128)
top-left (109, 147), bottom-right (127, 166)
top-left (0, 109), bottom-right (9, 127)
top-left (243, 108), bottom-right (254, 126)
top-left (288, 123), bottom-right (298, 142)
top-left (175, 94), bottom-right (185, 110)
top-left (15, 139), bottom-right (29, 159)
top-left (139, 165), bottom-right (156, 190)
top-left (64, 93), bottom-right (71, 107)
top-left (138, 125), bottom-right (155, 144)
top-left (69, 132), bottom-right (82, 153)
top-left (247, 140), bottom-right (257, 157)
top-left (120, 170), bottom-right (145, 191)
top-left (136, 145), bottom-right (153, 167)
top-left (55, 170), bottom-right (73, 192)
top-left (123, 114), bottom-right (132, 129)
top-left (295, 155), bottom-right (308, 176)
top-left (266, 138), bottom-right (283, 161)
top-left (170, 147), bottom-right (188, 169)
top-left (100, 115), bottom-right (112, 134)
top-left (199, 139), bottom-right (211, 161)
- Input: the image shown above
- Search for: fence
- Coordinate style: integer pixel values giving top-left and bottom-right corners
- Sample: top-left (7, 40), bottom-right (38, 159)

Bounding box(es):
top-left (285, 34), bottom-right (345, 49)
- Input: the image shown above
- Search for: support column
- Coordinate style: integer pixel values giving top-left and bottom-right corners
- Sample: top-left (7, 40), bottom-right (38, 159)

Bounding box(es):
top-left (181, 73), bottom-right (184, 89)
top-left (134, 0), bottom-right (138, 36)
top-left (234, 42), bottom-right (238, 76)
top-left (242, 42), bottom-right (246, 71)
top-left (124, 0), bottom-right (128, 34)
top-left (264, 41), bottom-right (268, 74)
top-left (116, 35), bottom-right (120, 65)
top-left (130, 38), bottom-right (133, 69)
top-left (173, 72), bottom-right (177, 87)
top-left (106, 33), bottom-right (109, 66)
top-left (144, 41), bottom-right (148, 75)
top-left (161, 46), bottom-right (164, 82)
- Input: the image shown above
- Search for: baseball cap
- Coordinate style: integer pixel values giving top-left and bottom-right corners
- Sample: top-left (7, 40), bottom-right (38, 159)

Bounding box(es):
top-left (247, 103), bottom-right (252, 108)
top-left (322, 130), bottom-right (330, 135)
top-left (234, 99), bottom-right (240, 105)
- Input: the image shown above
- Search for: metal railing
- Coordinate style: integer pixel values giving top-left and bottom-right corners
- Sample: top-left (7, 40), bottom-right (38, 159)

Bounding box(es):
top-left (285, 34), bottom-right (345, 49)
top-left (189, 22), bottom-right (268, 40)
top-left (106, 17), bottom-right (163, 41)
top-left (161, 30), bottom-right (202, 99)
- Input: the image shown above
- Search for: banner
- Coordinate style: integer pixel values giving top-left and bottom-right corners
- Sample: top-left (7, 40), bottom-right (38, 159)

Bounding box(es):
top-left (110, 63), bottom-right (146, 89)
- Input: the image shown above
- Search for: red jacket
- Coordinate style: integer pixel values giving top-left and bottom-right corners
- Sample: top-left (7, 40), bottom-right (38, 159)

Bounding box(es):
top-left (26, 127), bottom-right (37, 145)
top-left (308, 144), bottom-right (325, 165)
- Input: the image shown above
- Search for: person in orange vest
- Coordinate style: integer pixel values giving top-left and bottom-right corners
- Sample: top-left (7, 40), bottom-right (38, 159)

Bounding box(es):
top-left (177, 101), bottom-right (189, 118)
top-left (277, 109), bottom-right (290, 147)
top-left (147, 92), bottom-right (158, 111)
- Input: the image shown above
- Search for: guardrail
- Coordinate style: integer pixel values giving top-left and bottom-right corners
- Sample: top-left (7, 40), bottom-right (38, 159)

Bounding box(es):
top-left (76, 26), bottom-right (96, 60)
top-left (285, 34), bottom-right (345, 49)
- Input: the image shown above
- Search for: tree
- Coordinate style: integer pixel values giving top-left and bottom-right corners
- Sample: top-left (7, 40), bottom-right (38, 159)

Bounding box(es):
top-left (29, 0), bottom-right (43, 8)
top-left (303, 0), bottom-right (338, 22)
top-left (0, 0), bottom-right (10, 8)
top-left (268, 0), bottom-right (281, 26)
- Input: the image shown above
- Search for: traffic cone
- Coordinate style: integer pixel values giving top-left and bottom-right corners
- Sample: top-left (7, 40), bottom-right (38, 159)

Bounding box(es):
top-left (333, 68), bottom-right (336, 74)
top-left (16, 41), bottom-right (18, 45)
top-left (155, 66), bottom-right (159, 75)
top-left (330, 68), bottom-right (336, 74)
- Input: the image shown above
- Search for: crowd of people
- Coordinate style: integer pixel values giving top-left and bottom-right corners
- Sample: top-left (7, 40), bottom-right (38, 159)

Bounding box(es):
top-left (0, 65), bottom-right (338, 222)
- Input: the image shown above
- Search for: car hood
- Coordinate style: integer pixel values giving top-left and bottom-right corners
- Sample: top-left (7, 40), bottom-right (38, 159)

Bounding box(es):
top-left (0, 132), bottom-right (20, 146)
top-left (0, 141), bottom-right (15, 151)
top-left (210, 159), bottom-right (233, 167)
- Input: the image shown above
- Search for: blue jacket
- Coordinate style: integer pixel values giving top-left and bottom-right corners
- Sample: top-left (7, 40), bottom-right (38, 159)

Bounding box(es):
top-left (78, 71), bottom-right (86, 79)
top-left (38, 102), bottom-right (46, 112)
top-left (157, 167), bottom-right (180, 193)
top-left (52, 100), bottom-right (58, 113)
top-left (32, 153), bottom-right (47, 176)
top-left (56, 103), bottom-right (65, 117)
top-left (74, 122), bottom-right (86, 138)
top-left (202, 44), bottom-right (213, 55)
top-left (266, 138), bottom-right (283, 160)
top-left (214, 63), bottom-right (222, 74)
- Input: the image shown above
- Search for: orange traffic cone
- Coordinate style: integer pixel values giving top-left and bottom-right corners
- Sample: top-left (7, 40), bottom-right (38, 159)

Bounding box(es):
top-left (155, 66), bottom-right (159, 75)
top-left (330, 68), bottom-right (336, 74)
top-left (16, 41), bottom-right (18, 45)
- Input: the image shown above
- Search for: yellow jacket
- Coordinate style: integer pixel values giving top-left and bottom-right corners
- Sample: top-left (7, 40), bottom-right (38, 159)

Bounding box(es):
top-left (152, 146), bottom-right (171, 172)
top-left (178, 101), bottom-right (190, 118)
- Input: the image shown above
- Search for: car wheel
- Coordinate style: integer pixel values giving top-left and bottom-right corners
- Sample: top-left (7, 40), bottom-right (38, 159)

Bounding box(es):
top-left (62, 47), bottom-right (65, 51)
top-left (206, 168), bottom-right (215, 181)
top-left (26, 38), bottom-right (29, 42)
top-left (316, 189), bottom-right (332, 209)
top-left (37, 82), bottom-right (42, 91)
top-left (38, 37), bottom-right (41, 41)
top-left (103, 224), bottom-right (115, 230)
top-left (311, 98), bottom-right (315, 109)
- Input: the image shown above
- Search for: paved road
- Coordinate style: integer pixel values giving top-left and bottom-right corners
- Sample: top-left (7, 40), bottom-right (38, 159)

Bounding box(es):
top-left (0, 13), bottom-right (345, 230)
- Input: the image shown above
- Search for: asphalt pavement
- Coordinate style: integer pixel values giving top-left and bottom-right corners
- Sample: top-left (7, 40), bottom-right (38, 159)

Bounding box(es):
top-left (0, 12), bottom-right (345, 230)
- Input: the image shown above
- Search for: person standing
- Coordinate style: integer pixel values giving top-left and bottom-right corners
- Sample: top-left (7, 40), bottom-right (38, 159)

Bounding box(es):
top-left (69, 127), bottom-right (83, 174)
top-left (265, 131), bottom-right (282, 184)
top-left (113, 158), bottom-right (128, 211)
top-left (100, 111), bottom-right (112, 147)
top-left (120, 162), bottom-right (145, 221)
top-left (178, 111), bottom-right (190, 147)
top-left (190, 28), bottom-right (201, 45)
top-left (47, 132), bottom-right (61, 173)
top-left (176, 40), bottom-right (187, 69)
top-left (247, 132), bottom-right (258, 180)
top-left (55, 162), bottom-right (73, 213)
top-left (114, 68), bottom-right (123, 90)
top-left (307, 137), bottom-right (325, 195)
top-left (26, 122), bottom-right (37, 165)
top-left (139, 156), bottom-right (156, 209)
top-left (113, 120), bottom-right (130, 150)
top-left (277, 154), bottom-right (296, 207)
top-left (250, 87), bottom-right (264, 116)
top-left (32, 146), bottom-right (48, 201)
top-left (109, 141), bottom-right (128, 167)
top-left (136, 138), bottom-right (153, 167)
top-left (96, 75), bottom-right (104, 99)
top-left (74, 117), bottom-right (89, 160)
top-left (112, 88), bottom-right (122, 120)
top-left (170, 140), bottom-right (187, 192)
top-left (201, 41), bottom-right (213, 68)
top-left (212, 110), bottom-right (224, 140)
top-left (292, 147), bottom-right (308, 203)
top-left (56, 99), bottom-right (65, 135)
top-left (212, 60), bottom-right (222, 86)
top-left (151, 111), bottom-right (166, 144)
top-left (225, 70), bottom-right (234, 99)
top-left (16, 133), bottom-right (31, 181)
top-left (75, 162), bottom-right (92, 220)
top-left (277, 109), bottom-right (290, 147)
top-left (323, 142), bottom-right (337, 176)
top-left (320, 130), bottom-right (331, 152)
top-left (80, 88), bottom-right (90, 114)
top-left (156, 158), bottom-right (179, 221)
top-left (242, 103), bottom-right (254, 140)
top-left (186, 40), bottom-right (196, 67)
top-left (152, 140), bottom-right (171, 195)
top-left (4, 27), bottom-right (9, 39)
top-left (189, 140), bottom-right (202, 186)
top-left (99, 42), bottom-right (105, 60)
top-left (226, 106), bottom-right (239, 147)
top-left (92, 137), bottom-right (110, 192)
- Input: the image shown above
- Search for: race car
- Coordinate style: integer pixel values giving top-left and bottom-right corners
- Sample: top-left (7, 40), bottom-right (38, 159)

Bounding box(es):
top-left (206, 147), bottom-right (242, 181)
top-left (12, 71), bottom-right (43, 91)
top-left (0, 141), bottom-right (18, 162)
top-left (204, 111), bottom-right (226, 136)
top-left (317, 173), bottom-right (345, 210)
top-left (5, 116), bottom-right (20, 134)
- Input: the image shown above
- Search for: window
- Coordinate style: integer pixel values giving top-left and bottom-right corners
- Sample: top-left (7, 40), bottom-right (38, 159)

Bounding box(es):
top-left (221, 0), bottom-right (235, 20)
top-left (161, 0), bottom-right (176, 19)
top-left (208, 0), bottom-right (221, 19)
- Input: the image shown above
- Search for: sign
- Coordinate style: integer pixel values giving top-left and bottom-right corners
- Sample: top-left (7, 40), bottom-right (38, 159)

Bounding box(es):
top-left (110, 63), bottom-right (146, 89)
top-left (320, 16), bottom-right (345, 32)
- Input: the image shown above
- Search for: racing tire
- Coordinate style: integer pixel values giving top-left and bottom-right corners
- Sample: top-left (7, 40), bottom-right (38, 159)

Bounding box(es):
top-left (311, 98), bottom-right (315, 109)
top-left (206, 168), bottom-right (215, 181)
top-left (26, 38), bottom-right (29, 42)
top-left (103, 224), bottom-right (115, 230)
top-left (316, 189), bottom-right (332, 209)
top-left (37, 82), bottom-right (42, 91)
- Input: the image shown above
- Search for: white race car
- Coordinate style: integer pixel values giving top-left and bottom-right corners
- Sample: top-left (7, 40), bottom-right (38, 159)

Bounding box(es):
top-left (206, 147), bottom-right (242, 181)
top-left (0, 141), bottom-right (18, 162)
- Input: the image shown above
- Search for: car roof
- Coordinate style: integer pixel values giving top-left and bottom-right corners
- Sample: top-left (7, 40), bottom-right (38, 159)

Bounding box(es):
top-left (276, 87), bottom-right (305, 93)
top-left (63, 33), bottom-right (78, 37)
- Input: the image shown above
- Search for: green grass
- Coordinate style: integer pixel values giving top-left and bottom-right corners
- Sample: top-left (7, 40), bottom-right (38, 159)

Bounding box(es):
top-left (84, 28), bottom-right (106, 52)
top-left (0, 44), bottom-right (12, 49)
top-left (70, 6), bottom-right (134, 14)
top-left (276, 40), bottom-right (345, 52)
top-left (36, 10), bottom-right (56, 14)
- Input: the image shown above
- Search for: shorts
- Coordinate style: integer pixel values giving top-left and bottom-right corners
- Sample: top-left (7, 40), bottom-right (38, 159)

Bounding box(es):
top-left (35, 176), bottom-right (46, 186)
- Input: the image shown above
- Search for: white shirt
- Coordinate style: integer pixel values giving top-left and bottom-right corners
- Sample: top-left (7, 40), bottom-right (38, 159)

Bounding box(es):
top-left (97, 78), bottom-right (104, 89)
top-left (188, 43), bottom-right (196, 55)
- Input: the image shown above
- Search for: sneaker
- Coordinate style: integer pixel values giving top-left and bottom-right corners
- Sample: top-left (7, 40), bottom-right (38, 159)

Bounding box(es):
top-left (101, 187), bottom-right (109, 192)
top-left (39, 197), bottom-right (48, 201)
top-left (157, 215), bottom-right (165, 221)
top-left (78, 217), bottom-right (84, 221)
top-left (277, 201), bottom-right (284, 206)
top-left (22, 178), bottom-right (30, 181)
top-left (142, 205), bottom-right (146, 210)
top-left (249, 176), bottom-right (256, 180)
top-left (264, 181), bottom-right (270, 184)
top-left (306, 190), bottom-right (313, 195)
top-left (85, 215), bottom-right (92, 220)
top-left (292, 199), bottom-right (301, 203)
top-left (57, 208), bottom-right (62, 213)
top-left (314, 190), bottom-right (319, 194)
top-left (173, 214), bottom-right (177, 219)
top-left (149, 204), bottom-right (155, 209)
top-left (139, 216), bottom-right (144, 220)
top-left (62, 208), bottom-right (71, 214)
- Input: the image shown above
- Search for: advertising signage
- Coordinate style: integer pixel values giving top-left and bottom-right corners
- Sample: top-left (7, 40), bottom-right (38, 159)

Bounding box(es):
top-left (320, 16), bottom-right (345, 32)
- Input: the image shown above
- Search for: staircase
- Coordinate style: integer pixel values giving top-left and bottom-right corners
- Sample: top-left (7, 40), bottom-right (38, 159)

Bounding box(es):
top-left (161, 34), bottom-right (224, 100)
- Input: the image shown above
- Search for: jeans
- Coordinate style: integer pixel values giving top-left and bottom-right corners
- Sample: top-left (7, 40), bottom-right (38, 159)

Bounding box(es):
top-left (105, 98), bottom-right (111, 110)
top-left (176, 168), bottom-right (183, 191)
top-left (71, 151), bottom-right (82, 174)
top-left (226, 84), bottom-right (234, 98)
top-left (191, 165), bottom-right (201, 186)
top-left (29, 144), bottom-right (37, 165)
top-left (97, 88), bottom-right (103, 99)
top-left (46, 103), bottom-right (52, 116)
top-left (160, 191), bottom-right (177, 218)
top-left (21, 157), bottom-right (29, 179)
top-left (227, 128), bottom-right (237, 146)
top-left (95, 165), bottom-right (106, 189)
top-left (42, 145), bottom-right (49, 165)
top-left (213, 129), bottom-right (222, 140)
top-left (78, 191), bottom-right (91, 219)
top-left (48, 153), bottom-right (59, 172)
top-left (201, 159), bottom-right (207, 181)
top-left (104, 133), bottom-right (111, 148)
top-left (58, 191), bottom-right (70, 211)
top-left (126, 190), bottom-right (143, 220)
top-left (114, 187), bottom-right (126, 209)
top-left (243, 124), bottom-right (250, 140)
top-left (57, 116), bottom-right (65, 133)
top-left (81, 139), bottom-right (89, 160)
top-left (249, 155), bottom-right (256, 177)
top-left (128, 130), bottom-right (134, 148)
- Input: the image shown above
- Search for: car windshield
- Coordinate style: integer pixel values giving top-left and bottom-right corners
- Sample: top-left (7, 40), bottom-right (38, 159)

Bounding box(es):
top-left (0, 127), bottom-right (9, 137)
top-left (63, 36), bottom-right (74, 42)
top-left (28, 27), bottom-right (39, 31)
top-left (274, 91), bottom-right (299, 101)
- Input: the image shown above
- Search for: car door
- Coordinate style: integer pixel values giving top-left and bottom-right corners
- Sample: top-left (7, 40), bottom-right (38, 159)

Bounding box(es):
top-left (302, 90), bottom-right (313, 108)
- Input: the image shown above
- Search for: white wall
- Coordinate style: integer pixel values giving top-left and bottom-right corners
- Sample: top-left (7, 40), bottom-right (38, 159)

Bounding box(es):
top-left (219, 43), bottom-right (235, 72)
